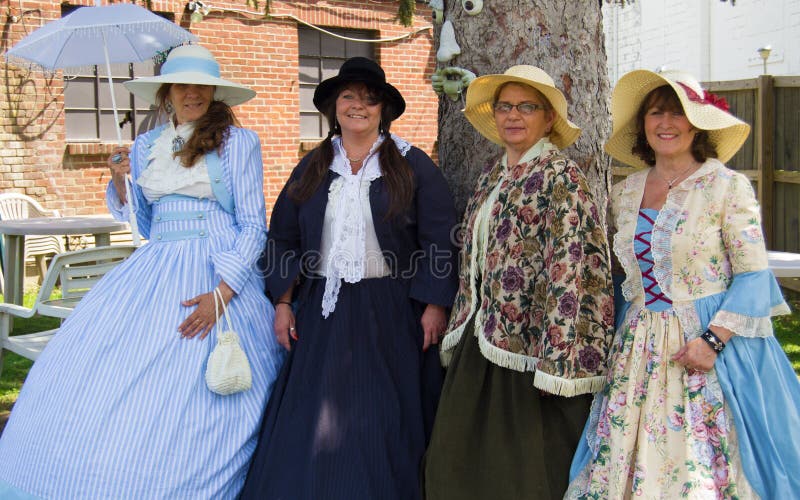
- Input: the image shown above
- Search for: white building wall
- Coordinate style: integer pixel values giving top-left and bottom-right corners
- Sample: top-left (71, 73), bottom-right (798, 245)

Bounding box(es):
top-left (603, 0), bottom-right (800, 83)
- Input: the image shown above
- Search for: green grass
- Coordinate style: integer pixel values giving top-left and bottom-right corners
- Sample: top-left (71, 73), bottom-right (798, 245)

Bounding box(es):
top-left (775, 289), bottom-right (800, 373)
top-left (0, 289), bottom-right (61, 414)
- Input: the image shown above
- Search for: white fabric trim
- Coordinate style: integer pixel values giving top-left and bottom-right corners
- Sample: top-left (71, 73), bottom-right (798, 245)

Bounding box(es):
top-left (320, 134), bottom-right (410, 318)
top-left (709, 306), bottom-right (789, 338)
top-left (137, 121), bottom-right (214, 201)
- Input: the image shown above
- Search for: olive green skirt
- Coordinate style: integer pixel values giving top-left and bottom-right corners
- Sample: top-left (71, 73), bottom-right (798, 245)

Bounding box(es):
top-left (423, 322), bottom-right (591, 500)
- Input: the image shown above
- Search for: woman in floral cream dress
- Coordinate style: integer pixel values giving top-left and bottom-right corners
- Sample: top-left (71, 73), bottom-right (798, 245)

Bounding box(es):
top-left (567, 69), bottom-right (800, 499)
top-left (424, 66), bottom-right (614, 500)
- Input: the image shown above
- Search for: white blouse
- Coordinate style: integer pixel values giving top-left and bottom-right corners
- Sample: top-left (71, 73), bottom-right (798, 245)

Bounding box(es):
top-left (317, 135), bottom-right (414, 318)
top-left (137, 121), bottom-right (214, 202)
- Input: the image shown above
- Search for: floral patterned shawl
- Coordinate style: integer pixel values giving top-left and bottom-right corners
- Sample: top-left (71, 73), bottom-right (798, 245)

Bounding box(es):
top-left (440, 140), bottom-right (614, 396)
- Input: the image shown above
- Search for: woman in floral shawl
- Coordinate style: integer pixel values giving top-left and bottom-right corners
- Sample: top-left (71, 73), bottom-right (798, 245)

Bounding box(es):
top-left (566, 69), bottom-right (800, 499)
top-left (424, 66), bottom-right (615, 500)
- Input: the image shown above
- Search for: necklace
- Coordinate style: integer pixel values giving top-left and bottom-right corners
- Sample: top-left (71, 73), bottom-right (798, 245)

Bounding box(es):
top-left (343, 143), bottom-right (370, 164)
top-left (172, 135), bottom-right (185, 153)
top-left (654, 163), bottom-right (697, 190)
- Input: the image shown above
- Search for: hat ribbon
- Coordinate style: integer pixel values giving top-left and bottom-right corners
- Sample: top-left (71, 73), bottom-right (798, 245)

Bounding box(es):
top-left (676, 82), bottom-right (730, 113)
top-left (161, 56), bottom-right (221, 78)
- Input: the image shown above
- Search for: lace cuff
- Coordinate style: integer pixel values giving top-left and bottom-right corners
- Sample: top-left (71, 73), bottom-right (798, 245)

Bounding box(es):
top-left (709, 307), bottom-right (789, 338)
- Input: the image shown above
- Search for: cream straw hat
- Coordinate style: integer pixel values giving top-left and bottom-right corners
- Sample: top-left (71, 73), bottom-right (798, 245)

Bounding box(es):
top-left (605, 69), bottom-right (750, 169)
top-left (463, 65), bottom-right (581, 150)
top-left (124, 44), bottom-right (255, 106)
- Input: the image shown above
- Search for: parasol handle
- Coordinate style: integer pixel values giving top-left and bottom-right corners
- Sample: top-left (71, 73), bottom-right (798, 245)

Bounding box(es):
top-left (102, 31), bottom-right (141, 246)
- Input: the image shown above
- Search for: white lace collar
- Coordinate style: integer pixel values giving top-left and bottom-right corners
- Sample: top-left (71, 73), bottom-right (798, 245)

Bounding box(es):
top-left (136, 120), bottom-right (210, 199)
top-left (320, 134), bottom-right (411, 318)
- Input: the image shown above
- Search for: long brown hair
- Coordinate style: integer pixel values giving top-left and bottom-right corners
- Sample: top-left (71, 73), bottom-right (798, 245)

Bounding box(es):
top-left (289, 82), bottom-right (413, 217)
top-left (631, 85), bottom-right (717, 166)
top-left (155, 83), bottom-right (240, 168)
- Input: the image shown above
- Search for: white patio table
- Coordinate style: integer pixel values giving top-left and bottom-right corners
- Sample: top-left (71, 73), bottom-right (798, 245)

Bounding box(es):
top-left (767, 250), bottom-right (800, 279)
top-left (0, 216), bottom-right (129, 306)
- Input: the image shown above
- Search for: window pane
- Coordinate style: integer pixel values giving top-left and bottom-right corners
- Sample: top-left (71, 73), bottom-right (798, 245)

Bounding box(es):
top-left (299, 86), bottom-right (317, 113)
top-left (300, 113), bottom-right (322, 138)
top-left (64, 78), bottom-right (97, 108)
top-left (65, 111), bottom-right (98, 141)
top-left (99, 111), bottom-right (125, 141)
top-left (98, 79), bottom-right (132, 108)
top-left (299, 28), bottom-right (320, 56)
top-left (321, 59), bottom-right (341, 81)
top-left (299, 57), bottom-right (320, 84)
top-left (321, 35), bottom-right (345, 57)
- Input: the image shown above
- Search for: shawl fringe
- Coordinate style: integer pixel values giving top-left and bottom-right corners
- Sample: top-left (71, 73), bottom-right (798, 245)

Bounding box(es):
top-left (477, 331), bottom-right (539, 373)
top-left (533, 370), bottom-right (605, 397)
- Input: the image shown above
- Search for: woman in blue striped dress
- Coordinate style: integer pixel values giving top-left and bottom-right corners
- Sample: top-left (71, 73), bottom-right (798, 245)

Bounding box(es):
top-left (0, 44), bottom-right (285, 499)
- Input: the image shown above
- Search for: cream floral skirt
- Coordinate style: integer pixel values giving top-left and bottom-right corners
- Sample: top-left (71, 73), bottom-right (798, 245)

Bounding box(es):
top-left (566, 306), bottom-right (758, 499)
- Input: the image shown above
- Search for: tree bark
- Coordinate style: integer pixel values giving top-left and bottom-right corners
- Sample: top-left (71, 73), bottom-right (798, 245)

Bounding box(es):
top-left (435, 1), bottom-right (612, 218)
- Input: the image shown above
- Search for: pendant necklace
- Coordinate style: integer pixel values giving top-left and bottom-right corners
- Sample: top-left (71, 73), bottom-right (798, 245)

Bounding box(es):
top-left (172, 135), bottom-right (186, 153)
top-left (655, 163), bottom-right (696, 190)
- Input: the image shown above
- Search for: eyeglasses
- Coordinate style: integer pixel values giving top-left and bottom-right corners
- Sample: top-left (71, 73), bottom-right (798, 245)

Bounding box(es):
top-left (493, 101), bottom-right (547, 115)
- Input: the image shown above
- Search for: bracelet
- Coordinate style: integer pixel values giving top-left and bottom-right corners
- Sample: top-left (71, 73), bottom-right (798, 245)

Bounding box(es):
top-left (275, 301), bottom-right (292, 308)
top-left (701, 330), bottom-right (726, 354)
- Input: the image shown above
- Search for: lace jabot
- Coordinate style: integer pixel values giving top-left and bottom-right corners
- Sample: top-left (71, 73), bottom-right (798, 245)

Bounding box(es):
top-left (320, 134), bottom-right (411, 317)
top-left (136, 121), bottom-right (214, 202)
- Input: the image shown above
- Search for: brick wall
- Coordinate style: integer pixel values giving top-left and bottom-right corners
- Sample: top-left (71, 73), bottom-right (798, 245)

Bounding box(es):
top-left (0, 0), bottom-right (437, 216)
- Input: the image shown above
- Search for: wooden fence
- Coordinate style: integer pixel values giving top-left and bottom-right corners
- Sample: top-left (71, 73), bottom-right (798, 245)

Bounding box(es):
top-left (612, 75), bottom-right (800, 255)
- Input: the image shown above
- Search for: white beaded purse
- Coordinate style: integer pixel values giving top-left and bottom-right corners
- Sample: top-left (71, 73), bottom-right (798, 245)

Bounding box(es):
top-left (205, 287), bottom-right (252, 395)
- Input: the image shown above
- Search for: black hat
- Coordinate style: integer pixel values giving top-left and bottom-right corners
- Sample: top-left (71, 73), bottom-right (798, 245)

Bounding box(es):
top-left (313, 57), bottom-right (406, 120)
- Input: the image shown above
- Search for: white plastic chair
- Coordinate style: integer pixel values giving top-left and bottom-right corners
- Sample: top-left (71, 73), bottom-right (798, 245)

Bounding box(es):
top-left (0, 245), bottom-right (136, 375)
top-left (0, 193), bottom-right (66, 283)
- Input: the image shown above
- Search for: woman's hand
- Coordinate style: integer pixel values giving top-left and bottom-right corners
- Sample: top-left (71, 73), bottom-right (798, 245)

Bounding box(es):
top-left (108, 146), bottom-right (131, 204)
top-left (671, 326), bottom-right (732, 372)
top-left (179, 282), bottom-right (235, 340)
top-left (421, 304), bottom-right (447, 352)
top-left (274, 303), bottom-right (296, 351)
top-left (671, 338), bottom-right (718, 372)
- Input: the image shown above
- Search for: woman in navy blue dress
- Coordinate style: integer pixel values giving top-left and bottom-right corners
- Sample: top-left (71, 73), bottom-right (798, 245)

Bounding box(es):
top-left (240, 57), bottom-right (458, 499)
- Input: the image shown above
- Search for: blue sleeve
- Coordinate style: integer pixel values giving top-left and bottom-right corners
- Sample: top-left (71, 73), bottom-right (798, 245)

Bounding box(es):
top-left (263, 159), bottom-right (308, 302)
top-left (208, 128), bottom-right (267, 294)
top-left (407, 148), bottom-right (459, 307)
top-left (105, 133), bottom-right (153, 239)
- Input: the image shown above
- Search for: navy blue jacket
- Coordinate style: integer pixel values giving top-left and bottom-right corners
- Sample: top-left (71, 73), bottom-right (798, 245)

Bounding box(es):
top-left (264, 146), bottom-right (458, 308)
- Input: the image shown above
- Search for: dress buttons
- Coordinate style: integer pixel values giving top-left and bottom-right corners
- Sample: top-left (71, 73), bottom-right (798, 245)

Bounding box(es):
top-left (199, 231), bottom-right (206, 236)
top-left (156, 235), bottom-right (162, 240)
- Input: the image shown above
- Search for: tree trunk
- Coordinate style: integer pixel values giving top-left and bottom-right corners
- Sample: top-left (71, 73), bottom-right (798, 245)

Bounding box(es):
top-left (436, 1), bottom-right (612, 218)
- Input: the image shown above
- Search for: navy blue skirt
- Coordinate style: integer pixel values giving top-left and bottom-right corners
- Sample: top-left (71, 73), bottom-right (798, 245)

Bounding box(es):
top-left (241, 276), bottom-right (443, 500)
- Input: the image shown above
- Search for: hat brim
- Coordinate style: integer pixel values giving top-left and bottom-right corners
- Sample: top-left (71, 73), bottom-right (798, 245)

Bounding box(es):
top-left (604, 69), bottom-right (751, 169)
top-left (312, 75), bottom-right (406, 120)
top-left (462, 73), bottom-right (581, 150)
top-left (123, 71), bottom-right (256, 107)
